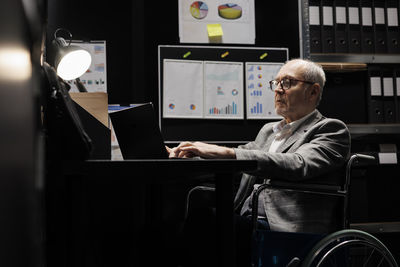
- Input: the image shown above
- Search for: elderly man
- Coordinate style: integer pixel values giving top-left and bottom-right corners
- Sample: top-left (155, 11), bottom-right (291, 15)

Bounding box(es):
top-left (169, 58), bottom-right (350, 266)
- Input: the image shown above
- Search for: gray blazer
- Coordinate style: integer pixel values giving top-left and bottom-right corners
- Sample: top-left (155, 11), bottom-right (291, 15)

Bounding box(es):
top-left (233, 110), bottom-right (351, 233)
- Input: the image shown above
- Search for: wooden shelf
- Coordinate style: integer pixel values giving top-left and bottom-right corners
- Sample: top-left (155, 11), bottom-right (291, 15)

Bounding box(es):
top-left (319, 62), bottom-right (367, 72)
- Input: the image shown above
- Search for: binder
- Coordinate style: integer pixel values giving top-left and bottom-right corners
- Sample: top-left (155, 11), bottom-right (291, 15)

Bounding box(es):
top-left (382, 68), bottom-right (396, 123)
top-left (334, 0), bottom-right (349, 53)
top-left (395, 68), bottom-right (400, 122)
top-left (367, 66), bottom-right (384, 123)
top-left (347, 0), bottom-right (362, 53)
top-left (309, 0), bottom-right (322, 53)
top-left (360, 0), bottom-right (374, 53)
top-left (386, 0), bottom-right (400, 53)
top-left (372, 0), bottom-right (387, 53)
top-left (321, 0), bottom-right (335, 53)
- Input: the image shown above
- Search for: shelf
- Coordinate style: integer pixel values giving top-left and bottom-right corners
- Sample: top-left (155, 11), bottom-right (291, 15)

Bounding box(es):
top-left (311, 53), bottom-right (400, 64)
top-left (350, 222), bottom-right (400, 233)
top-left (319, 62), bottom-right (367, 72)
top-left (347, 124), bottom-right (400, 135)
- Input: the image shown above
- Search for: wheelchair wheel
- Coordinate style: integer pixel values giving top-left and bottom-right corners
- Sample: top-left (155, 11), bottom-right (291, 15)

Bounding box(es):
top-left (301, 229), bottom-right (398, 267)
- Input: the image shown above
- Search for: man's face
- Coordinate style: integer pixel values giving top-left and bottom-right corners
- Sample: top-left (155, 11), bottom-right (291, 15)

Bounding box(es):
top-left (274, 62), bottom-right (316, 123)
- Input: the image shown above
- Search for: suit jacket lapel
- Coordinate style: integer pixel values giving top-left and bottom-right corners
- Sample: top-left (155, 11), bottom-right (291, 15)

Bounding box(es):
top-left (276, 131), bottom-right (302, 153)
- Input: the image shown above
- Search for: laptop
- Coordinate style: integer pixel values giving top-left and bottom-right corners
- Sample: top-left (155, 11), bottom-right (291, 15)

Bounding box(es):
top-left (109, 103), bottom-right (169, 159)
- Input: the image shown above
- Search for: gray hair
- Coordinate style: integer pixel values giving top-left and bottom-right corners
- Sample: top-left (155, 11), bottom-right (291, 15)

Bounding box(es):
top-left (286, 58), bottom-right (326, 106)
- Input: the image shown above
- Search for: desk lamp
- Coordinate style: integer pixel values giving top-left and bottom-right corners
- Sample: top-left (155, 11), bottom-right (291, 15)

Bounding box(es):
top-left (51, 28), bottom-right (91, 92)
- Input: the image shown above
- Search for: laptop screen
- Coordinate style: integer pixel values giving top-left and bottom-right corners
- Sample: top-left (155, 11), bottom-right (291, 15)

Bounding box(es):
top-left (109, 103), bottom-right (169, 159)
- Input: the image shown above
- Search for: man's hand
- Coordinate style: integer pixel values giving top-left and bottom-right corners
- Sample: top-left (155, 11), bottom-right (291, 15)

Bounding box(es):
top-left (170, 141), bottom-right (236, 159)
top-left (165, 145), bottom-right (180, 158)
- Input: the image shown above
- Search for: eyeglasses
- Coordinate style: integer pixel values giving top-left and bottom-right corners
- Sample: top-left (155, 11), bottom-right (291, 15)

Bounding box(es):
top-left (269, 77), bottom-right (314, 91)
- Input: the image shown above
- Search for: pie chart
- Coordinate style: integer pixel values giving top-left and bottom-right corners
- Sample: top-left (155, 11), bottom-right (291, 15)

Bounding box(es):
top-left (190, 1), bottom-right (208, 19)
top-left (218, 3), bottom-right (242, 19)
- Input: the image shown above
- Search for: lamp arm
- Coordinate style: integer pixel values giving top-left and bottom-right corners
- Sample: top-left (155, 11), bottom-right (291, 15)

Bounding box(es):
top-left (75, 78), bottom-right (88, 92)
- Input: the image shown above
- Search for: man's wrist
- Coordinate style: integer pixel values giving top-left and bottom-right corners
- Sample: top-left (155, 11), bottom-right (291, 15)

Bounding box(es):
top-left (225, 147), bottom-right (236, 159)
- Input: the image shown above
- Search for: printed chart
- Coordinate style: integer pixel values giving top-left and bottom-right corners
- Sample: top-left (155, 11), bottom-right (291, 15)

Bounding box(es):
top-left (218, 4), bottom-right (242, 19)
top-left (163, 59), bottom-right (204, 118)
top-left (162, 59), bottom-right (244, 119)
top-left (190, 1), bottom-right (208, 19)
top-left (246, 62), bottom-right (283, 119)
top-left (179, 0), bottom-right (255, 44)
top-left (204, 61), bottom-right (244, 119)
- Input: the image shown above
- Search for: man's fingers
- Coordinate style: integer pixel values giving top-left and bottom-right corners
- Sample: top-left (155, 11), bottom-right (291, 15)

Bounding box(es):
top-left (178, 150), bottom-right (190, 158)
top-left (179, 145), bottom-right (193, 151)
top-left (177, 141), bottom-right (192, 149)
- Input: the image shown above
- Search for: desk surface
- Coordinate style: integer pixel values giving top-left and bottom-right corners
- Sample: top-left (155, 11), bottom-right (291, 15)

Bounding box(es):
top-left (54, 159), bottom-right (258, 182)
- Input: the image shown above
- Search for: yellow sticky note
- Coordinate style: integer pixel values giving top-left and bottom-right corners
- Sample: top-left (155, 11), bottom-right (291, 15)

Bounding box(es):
top-left (207, 24), bottom-right (223, 43)
top-left (207, 24), bottom-right (223, 37)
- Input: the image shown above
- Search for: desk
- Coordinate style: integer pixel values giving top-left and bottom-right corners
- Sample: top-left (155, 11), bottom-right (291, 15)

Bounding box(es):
top-left (45, 159), bottom-right (257, 267)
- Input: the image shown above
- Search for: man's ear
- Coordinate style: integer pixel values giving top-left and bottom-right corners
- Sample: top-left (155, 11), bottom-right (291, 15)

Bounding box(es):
top-left (309, 83), bottom-right (321, 102)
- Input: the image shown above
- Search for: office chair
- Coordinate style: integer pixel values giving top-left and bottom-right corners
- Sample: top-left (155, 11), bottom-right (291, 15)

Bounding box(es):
top-left (251, 153), bottom-right (399, 267)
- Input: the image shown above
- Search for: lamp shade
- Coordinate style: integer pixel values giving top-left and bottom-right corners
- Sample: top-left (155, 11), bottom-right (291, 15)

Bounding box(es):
top-left (52, 37), bottom-right (91, 80)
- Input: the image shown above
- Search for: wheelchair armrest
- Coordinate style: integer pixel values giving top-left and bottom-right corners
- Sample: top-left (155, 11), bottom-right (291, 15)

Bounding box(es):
top-left (344, 153), bottom-right (376, 192)
top-left (352, 153), bottom-right (376, 163)
top-left (348, 153), bottom-right (376, 168)
top-left (184, 185), bottom-right (216, 220)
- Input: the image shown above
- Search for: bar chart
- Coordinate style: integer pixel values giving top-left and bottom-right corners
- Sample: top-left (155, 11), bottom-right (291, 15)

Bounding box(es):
top-left (208, 102), bottom-right (238, 115)
top-left (246, 62), bottom-right (282, 119)
top-left (250, 90), bottom-right (262, 96)
top-left (204, 61), bottom-right (244, 119)
top-left (250, 102), bottom-right (262, 114)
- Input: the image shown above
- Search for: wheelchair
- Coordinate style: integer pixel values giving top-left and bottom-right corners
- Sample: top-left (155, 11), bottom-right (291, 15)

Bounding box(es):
top-left (251, 226), bottom-right (398, 267)
top-left (185, 154), bottom-right (399, 267)
top-left (250, 153), bottom-right (399, 267)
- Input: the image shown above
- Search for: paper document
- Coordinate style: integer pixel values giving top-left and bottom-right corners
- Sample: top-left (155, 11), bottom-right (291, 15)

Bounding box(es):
top-left (204, 61), bottom-right (244, 119)
top-left (163, 59), bottom-right (204, 118)
top-left (178, 0), bottom-right (255, 44)
top-left (163, 59), bottom-right (244, 119)
top-left (246, 62), bottom-right (283, 119)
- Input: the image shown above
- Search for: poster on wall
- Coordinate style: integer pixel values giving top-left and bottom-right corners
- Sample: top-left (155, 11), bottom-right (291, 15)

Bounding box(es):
top-left (67, 40), bottom-right (107, 93)
top-left (163, 59), bottom-right (204, 118)
top-left (245, 62), bottom-right (283, 119)
top-left (178, 0), bottom-right (255, 44)
top-left (203, 61), bottom-right (244, 119)
top-left (162, 59), bottom-right (244, 119)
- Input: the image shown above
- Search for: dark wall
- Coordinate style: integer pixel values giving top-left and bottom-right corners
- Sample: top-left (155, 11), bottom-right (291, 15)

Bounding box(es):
top-left (46, 0), bottom-right (137, 103)
top-left (47, 0), bottom-right (301, 107)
